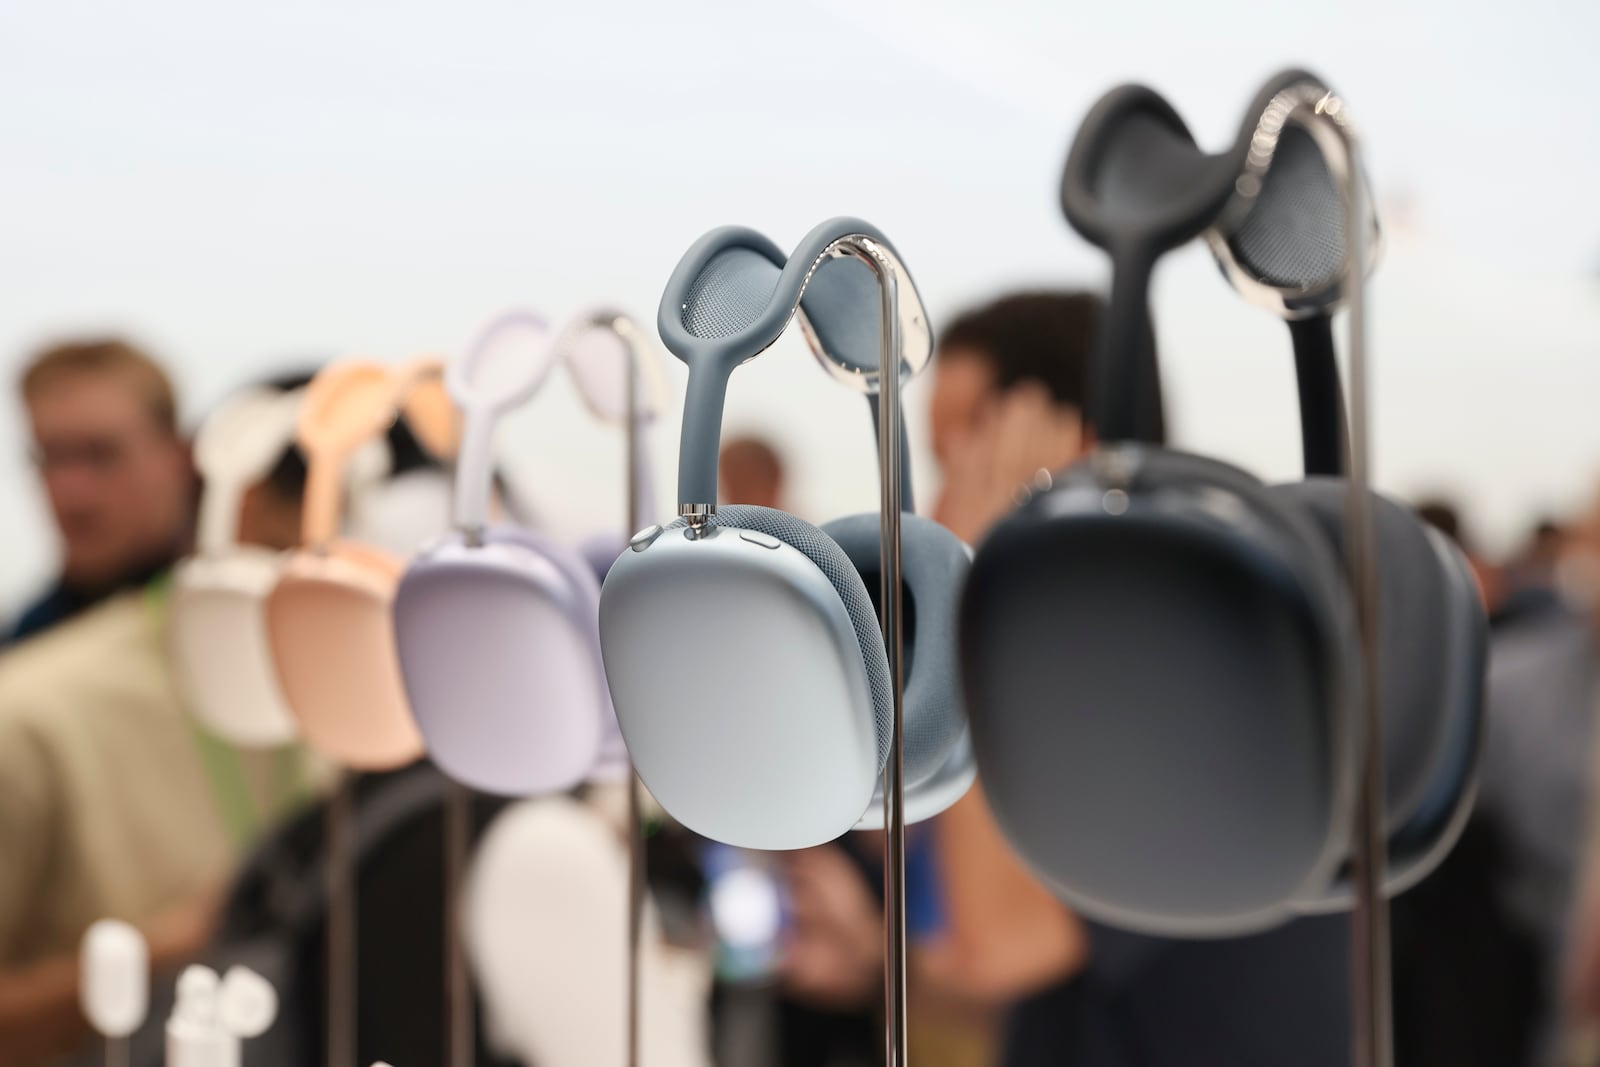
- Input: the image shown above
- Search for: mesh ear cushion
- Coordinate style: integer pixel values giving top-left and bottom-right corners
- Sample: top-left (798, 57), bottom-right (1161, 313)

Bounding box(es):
top-left (1267, 479), bottom-right (1483, 837)
top-left (822, 513), bottom-right (969, 789)
top-left (671, 504), bottom-right (893, 770)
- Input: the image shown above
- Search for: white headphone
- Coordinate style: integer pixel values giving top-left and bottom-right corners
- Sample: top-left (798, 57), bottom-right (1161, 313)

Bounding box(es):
top-left (170, 387), bottom-right (307, 747)
top-left (463, 795), bottom-right (710, 1067)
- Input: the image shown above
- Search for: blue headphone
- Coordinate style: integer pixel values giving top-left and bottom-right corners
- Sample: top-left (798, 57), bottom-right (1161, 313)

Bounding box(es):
top-left (599, 217), bottom-right (974, 849)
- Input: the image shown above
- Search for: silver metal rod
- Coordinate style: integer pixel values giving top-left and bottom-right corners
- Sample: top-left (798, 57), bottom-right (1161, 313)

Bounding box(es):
top-left (1342, 142), bottom-right (1392, 1067)
top-left (1304, 102), bottom-right (1393, 1067)
top-left (624, 318), bottom-right (644, 1067)
top-left (327, 773), bottom-right (356, 1067)
top-left (445, 780), bottom-right (472, 1067)
top-left (851, 238), bottom-right (908, 1067)
top-left (105, 1035), bottom-right (128, 1067)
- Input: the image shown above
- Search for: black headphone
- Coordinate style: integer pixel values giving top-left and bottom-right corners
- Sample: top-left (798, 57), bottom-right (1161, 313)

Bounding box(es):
top-left (958, 70), bottom-right (1487, 936)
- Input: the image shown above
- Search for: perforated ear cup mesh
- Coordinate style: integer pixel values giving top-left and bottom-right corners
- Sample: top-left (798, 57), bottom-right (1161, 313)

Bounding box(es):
top-left (822, 513), bottom-right (969, 789)
top-left (679, 248), bottom-right (782, 340)
top-left (669, 504), bottom-right (893, 770)
top-left (1228, 124), bottom-right (1345, 289)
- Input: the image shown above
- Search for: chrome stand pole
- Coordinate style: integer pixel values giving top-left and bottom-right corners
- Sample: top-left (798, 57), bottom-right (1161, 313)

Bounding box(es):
top-left (445, 780), bottom-right (472, 1067)
top-left (623, 319), bottom-right (645, 1067)
top-left (327, 774), bottom-right (356, 1067)
top-left (850, 238), bottom-right (908, 1067)
top-left (1307, 103), bottom-right (1392, 1067)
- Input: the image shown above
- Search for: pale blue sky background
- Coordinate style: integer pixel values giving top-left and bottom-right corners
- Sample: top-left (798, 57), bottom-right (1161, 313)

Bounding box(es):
top-left (3, 0), bottom-right (1598, 611)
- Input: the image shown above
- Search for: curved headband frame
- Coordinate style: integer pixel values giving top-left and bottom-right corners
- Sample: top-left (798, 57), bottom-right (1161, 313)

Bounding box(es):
top-left (447, 308), bottom-right (661, 540)
top-left (1062, 68), bottom-right (1334, 449)
top-left (296, 357), bottom-right (455, 550)
top-left (194, 386), bottom-right (305, 557)
top-left (655, 216), bottom-right (930, 517)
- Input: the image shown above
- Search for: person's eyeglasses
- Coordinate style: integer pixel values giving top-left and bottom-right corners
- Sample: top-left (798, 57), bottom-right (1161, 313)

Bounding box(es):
top-left (30, 434), bottom-right (152, 476)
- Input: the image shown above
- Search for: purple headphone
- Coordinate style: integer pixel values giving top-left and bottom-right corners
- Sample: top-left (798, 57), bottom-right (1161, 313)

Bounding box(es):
top-left (392, 309), bottom-right (660, 794)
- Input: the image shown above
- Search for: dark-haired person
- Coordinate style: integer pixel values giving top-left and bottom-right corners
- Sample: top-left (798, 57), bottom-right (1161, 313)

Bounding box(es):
top-left (8, 339), bottom-right (195, 645)
top-left (1493, 485), bottom-right (1600, 1065)
top-left (782, 290), bottom-right (1356, 1067)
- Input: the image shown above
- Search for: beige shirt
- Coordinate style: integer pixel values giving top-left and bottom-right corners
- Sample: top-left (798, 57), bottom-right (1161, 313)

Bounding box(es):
top-left (0, 590), bottom-right (260, 967)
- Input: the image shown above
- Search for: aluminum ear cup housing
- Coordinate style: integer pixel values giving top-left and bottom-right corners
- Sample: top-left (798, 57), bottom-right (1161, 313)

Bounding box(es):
top-left (961, 446), bottom-right (1361, 937)
top-left (171, 548), bottom-right (298, 748)
top-left (601, 513), bottom-right (884, 850)
top-left (396, 526), bottom-right (608, 796)
top-left (267, 541), bottom-right (425, 770)
top-left (170, 386), bottom-right (307, 748)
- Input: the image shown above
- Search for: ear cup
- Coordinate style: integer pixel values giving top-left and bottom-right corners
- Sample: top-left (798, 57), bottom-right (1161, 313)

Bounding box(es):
top-left (500, 527), bottom-right (632, 782)
top-left (702, 504), bottom-right (893, 769)
top-left (1269, 479), bottom-right (1487, 906)
top-left (464, 796), bottom-right (711, 1067)
top-left (821, 513), bottom-right (970, 791)
top-left (267, 545), bottom-right (424, 770)
top-left (960, 447), bottom-right (1360, 936)
top-left (1268, 481), bottom-right (1481, 836)
top-left (601, 502), bottom-right (889, 848)
top-left (396, 526), bottom-right (608, 795)
top-left (170, 548), bottom-right (299, 748)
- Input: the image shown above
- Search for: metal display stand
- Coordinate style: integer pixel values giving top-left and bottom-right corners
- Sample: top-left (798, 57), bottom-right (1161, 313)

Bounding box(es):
top-left (326, 774), bottom-right (356, 1067)
top-left (445, 780), bottom-right (473, 1067)
top-left (824, 235), bottom-right (911, 1067)
top-left (621, 311), bottom-right (646, 1067)
top-left (1296, 96), bottom-right (1391, 1067)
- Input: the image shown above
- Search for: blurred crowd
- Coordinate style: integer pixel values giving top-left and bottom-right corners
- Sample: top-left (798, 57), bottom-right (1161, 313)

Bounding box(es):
top-left (2, 293), bottom-right (1599, 1067)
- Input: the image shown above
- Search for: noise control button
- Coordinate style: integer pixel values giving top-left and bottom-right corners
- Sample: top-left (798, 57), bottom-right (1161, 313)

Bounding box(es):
top-left (629, 525), bottom-right (663, 552)
top-left (740, 531), bottom-right (781, 550)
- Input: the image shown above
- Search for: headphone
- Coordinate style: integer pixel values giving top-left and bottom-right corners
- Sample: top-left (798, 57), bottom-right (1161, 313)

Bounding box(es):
top-left (171, 387), bottom-right (306, 748)
top-left (464, 795), bottom-right (711, 1067)
top-left (264, 358), bottom-right (460, 771)
top-left (393, 310), bottom-right (661, 796)
top-left (599, 217), bottom-right (975, 850)
top-left (958, 71), bottom-right (1486, 936)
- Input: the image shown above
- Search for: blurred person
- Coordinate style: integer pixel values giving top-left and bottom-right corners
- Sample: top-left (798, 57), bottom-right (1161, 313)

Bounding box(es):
top-left (1500, 515), bottom-right (1571, 628)
top-left (719, 435), bottom-right (785, 510)
top-left (782, 291), bottom-right (1365, 1067)
top-left (0, 370), bottom-right (390, 1065)
top-left (1415, 496), bottom-right (1535, 623)
top-left (8, 339), bottom-right (195, 645)
top-left (1502, 486), bottom-right (1600, 1064)
top-left (1416, 497), bottom-right (1501, 605)
top-left (1514, 518), bottom-right (1570, 594)
top-left (1394, 498), bottom-right (1544, 1064)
